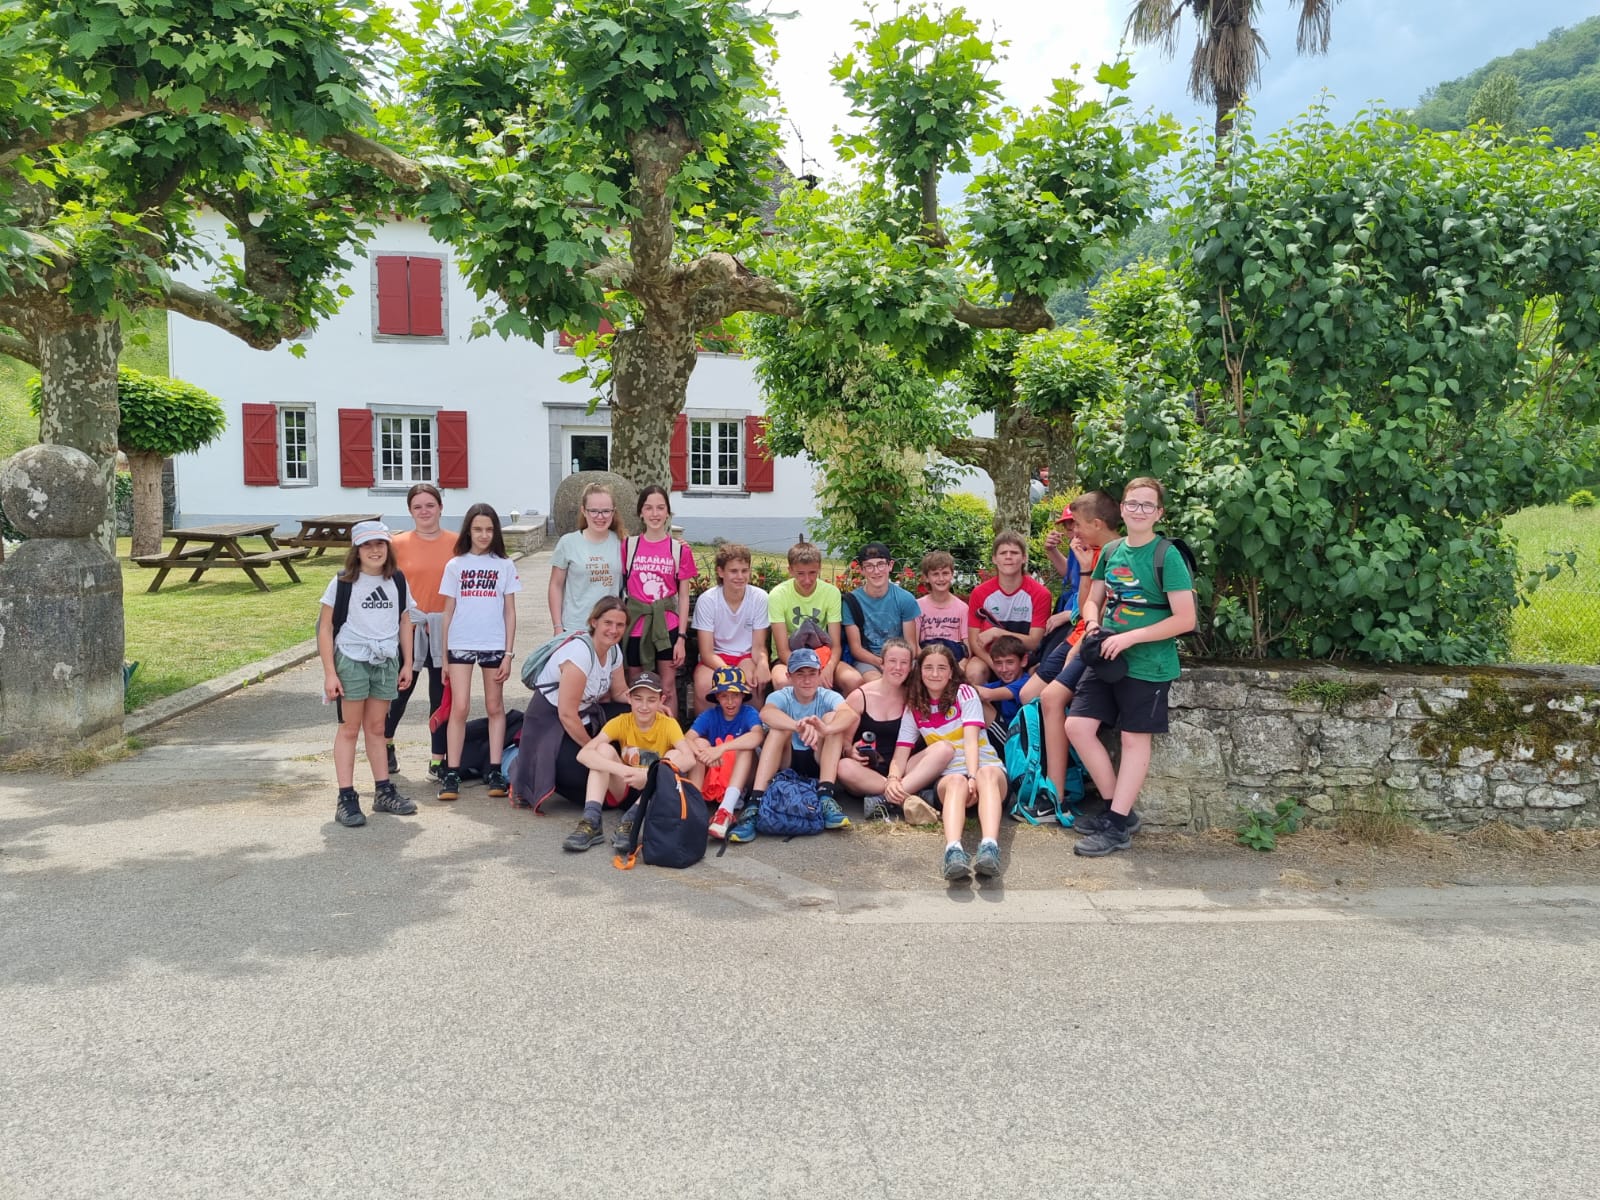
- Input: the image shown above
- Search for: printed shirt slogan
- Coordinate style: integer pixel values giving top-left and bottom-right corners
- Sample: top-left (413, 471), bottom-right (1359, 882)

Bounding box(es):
top-left (459, 567), bottom-right (503, 598)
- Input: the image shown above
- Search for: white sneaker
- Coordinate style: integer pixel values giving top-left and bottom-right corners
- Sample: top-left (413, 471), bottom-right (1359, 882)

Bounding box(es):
top-left (708, 806), bottom-right (735, 840)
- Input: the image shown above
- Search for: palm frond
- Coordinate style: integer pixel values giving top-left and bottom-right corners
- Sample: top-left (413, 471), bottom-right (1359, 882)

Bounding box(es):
top-left (1293, 0), bottom-right (1337, 55)
top-left (1125, 0), bottom-right (1186, 58)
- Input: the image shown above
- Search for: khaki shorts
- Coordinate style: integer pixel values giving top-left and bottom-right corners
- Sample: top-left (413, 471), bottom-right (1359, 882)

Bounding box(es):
top-left (335, 652), bottom-right (400, 702)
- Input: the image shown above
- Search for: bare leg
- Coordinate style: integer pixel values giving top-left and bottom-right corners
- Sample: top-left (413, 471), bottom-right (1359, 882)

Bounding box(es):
top-left (692, 663), bottom-right (715, 715)
top-left (976, 764), bottom-right (1007, 841)
top-left (751, 729), bottom-right (791, 792)
top-left (816, 732), bottom-right (844, 784)
top-left (658, 657), bottom-right (679, 719)
top-left (334, 703), bottom-right (364, 789)
top-left (361, 700), bottom-right (388, 783)
top-left (833, 662), bottom-right (865, 696)
top-left (1066, 715), bottom-right (1116, 800)
top-left (963, 657), bottom-right (991, 687)
top-left (445, 661), bottom-right (474, 768)
top-left (483, 666), bottom-right (506, 763)
top-left (939, 774), bottom-right (971, 844)
top-left (583, 741), bottom-right (624, 809)
top-left (1113, 731), bottom-right (1153, 814)
top-left (1041, 679), bottom-right (1073, 801)
top-left (898, 741), bottom-right (956, 793)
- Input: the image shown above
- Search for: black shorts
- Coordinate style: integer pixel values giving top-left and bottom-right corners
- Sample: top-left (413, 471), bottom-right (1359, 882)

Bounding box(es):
top-left (625, 628), bottom-right (682, 667)
top-left (790, 746), bottom-right (820, 779)
top-left (448, 650), bottom-right (505, 668)
top-left (1067, 669), bottom-right (1172, 734)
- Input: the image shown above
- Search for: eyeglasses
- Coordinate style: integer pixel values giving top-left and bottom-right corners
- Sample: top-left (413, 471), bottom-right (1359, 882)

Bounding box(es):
top-left (860, 559), bottom-right (890, 569)
top-left (1121, 500), bottom-right (1159, 514)
top-left (584, 508), bottom-right (614, 516)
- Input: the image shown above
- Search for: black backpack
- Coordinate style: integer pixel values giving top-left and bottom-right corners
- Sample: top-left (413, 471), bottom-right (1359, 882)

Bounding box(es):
top-left (326, 571), bottom-right (410, 640)
top-left (613, 760), bottom-right (709, 870)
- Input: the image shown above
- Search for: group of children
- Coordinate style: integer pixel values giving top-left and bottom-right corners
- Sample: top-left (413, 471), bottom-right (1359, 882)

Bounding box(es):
top-left (317, 475), bottom-right (1195, 879)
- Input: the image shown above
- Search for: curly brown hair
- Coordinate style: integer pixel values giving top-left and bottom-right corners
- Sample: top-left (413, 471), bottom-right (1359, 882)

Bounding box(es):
top-left (906, 643), bottom-right (962, 721)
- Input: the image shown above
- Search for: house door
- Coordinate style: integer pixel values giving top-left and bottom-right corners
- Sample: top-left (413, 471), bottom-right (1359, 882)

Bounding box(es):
top-left (568, 432), bottom-right (609, 475)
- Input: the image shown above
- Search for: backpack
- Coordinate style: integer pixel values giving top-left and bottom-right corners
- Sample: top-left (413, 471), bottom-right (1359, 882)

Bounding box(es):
top-left (613, 760), bottom-right (709, 870)
top-left (1004, 699), bottom-right (1085, 827)
top-left (520, 630), bottom-right (599, 693)
top-left (1103, 535), bottom-right (1199, 614)
top-left (623, 534), bottom-right (689, 590)
top-left (455, 709), bottom-right (526, 779)
top-left (324, 571), bottom-right (409, 642)
top-left (755, 768), bottom-right (825, 837)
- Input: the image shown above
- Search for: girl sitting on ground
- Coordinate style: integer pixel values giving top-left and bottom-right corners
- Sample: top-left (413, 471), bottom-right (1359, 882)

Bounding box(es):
top-left (835, 637), bottom-right (955, 823)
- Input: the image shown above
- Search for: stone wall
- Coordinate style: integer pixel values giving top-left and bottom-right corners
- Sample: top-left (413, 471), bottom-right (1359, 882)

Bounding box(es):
top-left (1139, 662), bottom-right (1600, 831)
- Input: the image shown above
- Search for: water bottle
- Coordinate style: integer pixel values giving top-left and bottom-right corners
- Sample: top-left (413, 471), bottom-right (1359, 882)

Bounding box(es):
top-left (857, 730), bottom-right (880, 770)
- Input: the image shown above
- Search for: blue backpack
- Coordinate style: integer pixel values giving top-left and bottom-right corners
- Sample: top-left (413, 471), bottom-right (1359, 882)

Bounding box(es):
top-left (613, 761), bottom-right (709, 870)
top-left (1004, 699), bottom-right (1085, 827)
top-left (755, 768), bottom-right (825, 837)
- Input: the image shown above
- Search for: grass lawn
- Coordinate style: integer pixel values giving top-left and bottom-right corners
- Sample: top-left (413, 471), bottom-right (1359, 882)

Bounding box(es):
top-left (1505, 504), bottom-right (1600, 665)
top-left (121, 537), bottom-right (345, 711)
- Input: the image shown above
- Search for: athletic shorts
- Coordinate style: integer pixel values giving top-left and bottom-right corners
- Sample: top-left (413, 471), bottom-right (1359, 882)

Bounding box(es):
top-left (334, 652), bottom-right (399, 702)
top-left (448, 649), bottom-right (505, 668)
top-left (790, 746), bottom-right (820, 779)
top-left (1037, 640), bottom-right (1088, 694)
top-left (1068, 670), bottom-right (1172, 735)
top-left (625, 627), bottom-right (681, 667)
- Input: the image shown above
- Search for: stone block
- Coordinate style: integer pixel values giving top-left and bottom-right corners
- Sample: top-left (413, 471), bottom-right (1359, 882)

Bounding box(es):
top-left (1133, 780), bottom-right (1193, 828)
top-left (1456, 746), bottom-right (1496, 769)
top-left (1525, 786), bottom-right (1588, 809)
top-left (551, 471), bottom-right (638, 540)
top-left (1147, 718), bottom-right (1223, 778)
top-left (1170, 678), bottom-right (1249, 711)
top-left (1492, 784), bottom-right (1528, 809)
top-left (1227, 714), bottom-right (1307, 776)
top-left (1302, 792), bottom-right (1334, 814)
top-left (1384, 772), bottom-right (1419, 790)
top-left (1319, 718), bottom-right (1393, 768)
top-left (502, 522), bottom-right (545, 555)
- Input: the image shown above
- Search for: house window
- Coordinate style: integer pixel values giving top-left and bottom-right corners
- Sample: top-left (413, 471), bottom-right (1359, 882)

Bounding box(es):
top-left (378, 413), bottom-right (435, 485)
top-left (279, 407), bottom-right (312, 484)
top-left (372, 253), bottom-right (448, 342)
top-left (690, 419), bottom-right (742, 490)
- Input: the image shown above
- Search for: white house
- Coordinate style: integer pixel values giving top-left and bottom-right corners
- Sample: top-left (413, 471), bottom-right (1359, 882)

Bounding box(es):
top-left (168, 215), bottom-right (831, 552)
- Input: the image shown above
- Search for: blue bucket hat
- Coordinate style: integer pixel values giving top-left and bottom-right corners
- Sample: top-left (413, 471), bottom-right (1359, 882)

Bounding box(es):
top-left (705, 666), bottom-right (752, 702)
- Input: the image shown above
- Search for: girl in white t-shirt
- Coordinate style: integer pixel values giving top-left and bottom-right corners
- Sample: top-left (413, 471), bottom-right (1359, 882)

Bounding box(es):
top-left (891, 643), bottom-right (1009, 883)
top-left (318, 521), bottom-right (416, 829)
top-left (548, 482), bottom-right (625, 636)
top-left (439, 503), bottom-right (521, 802)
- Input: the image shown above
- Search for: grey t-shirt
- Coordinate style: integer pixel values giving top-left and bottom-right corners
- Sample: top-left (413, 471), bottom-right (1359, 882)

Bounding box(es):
top-left (551, 530), bottom-right (622, 632)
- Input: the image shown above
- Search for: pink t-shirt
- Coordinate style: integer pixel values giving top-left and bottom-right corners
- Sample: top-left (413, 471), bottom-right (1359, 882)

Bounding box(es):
top-left (624, 535), bottom-right (699, 638)
top-left (916, 594), bottom-right (968, 647)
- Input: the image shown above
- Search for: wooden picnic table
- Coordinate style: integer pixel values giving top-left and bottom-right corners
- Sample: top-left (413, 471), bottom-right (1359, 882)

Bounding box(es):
top-left (286, 513), bottom-right (383, 557)
top-left (132, 522), bottom-right (309, 593)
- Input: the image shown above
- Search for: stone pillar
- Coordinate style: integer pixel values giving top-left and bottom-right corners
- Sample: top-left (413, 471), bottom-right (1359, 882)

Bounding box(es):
top-left (0, 444), bottom-right (125, 755)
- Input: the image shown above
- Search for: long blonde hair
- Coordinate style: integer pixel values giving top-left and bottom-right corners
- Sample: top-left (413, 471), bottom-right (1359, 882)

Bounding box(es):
top-left (575, 482), bottom-right (626, 537)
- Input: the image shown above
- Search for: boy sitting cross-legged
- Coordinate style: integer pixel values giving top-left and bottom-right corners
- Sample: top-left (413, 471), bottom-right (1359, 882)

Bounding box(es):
top-left (964, 530), bottom-right (1052, 687)
top-left (691, 543), bottom-right (771, 714)
top-left (568, 671), bottom-right (695, 853)
top-left (728, 648), bottom-right (859, 842)
top-left (691, 667), bottom-right (768, 840)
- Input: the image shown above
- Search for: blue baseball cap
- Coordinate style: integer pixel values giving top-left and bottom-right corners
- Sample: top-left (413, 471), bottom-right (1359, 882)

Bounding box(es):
top-left (787, 647), bottom-right (822, 673)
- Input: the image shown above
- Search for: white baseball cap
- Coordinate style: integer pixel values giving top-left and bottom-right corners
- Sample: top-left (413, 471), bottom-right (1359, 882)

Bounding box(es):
top-left (351, 520), bottom-right (392, 546)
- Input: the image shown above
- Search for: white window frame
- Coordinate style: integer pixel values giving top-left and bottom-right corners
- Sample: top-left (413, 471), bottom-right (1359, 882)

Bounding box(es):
top-left (373, 407), bottom-right (438, 489)
top-left (689, 417), bottom-right (742, 491)
top-left (277, 404), bottom-right (316, 487)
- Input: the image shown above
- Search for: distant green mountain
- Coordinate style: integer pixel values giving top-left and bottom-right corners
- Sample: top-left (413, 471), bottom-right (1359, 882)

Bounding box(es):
top-left (1412, 17), bottom-right (1600, 146)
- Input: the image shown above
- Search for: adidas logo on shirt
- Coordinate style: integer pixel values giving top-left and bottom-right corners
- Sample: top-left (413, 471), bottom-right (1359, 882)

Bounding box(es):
top-left (360, 586), bottom-right (392, 610)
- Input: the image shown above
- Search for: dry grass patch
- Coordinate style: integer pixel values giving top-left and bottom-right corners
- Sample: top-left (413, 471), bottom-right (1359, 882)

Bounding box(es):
top-left (1, 739), bottom-right (138, 776)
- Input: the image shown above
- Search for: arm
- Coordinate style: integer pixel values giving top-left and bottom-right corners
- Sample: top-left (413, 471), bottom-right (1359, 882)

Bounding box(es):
top-left (1100, 590), bottom-right (1198, 657)
top-left (750, 627), bottom-right (771, 687)
top-left (555, 662), bottom-right (594, 744)
top-left (317, 605), bottom-right (342, 701)
top-left (843, 622), bottom-right (876, 667)
top-left (440, 596), bottom-right (457, 658)
top-left (1018, 624), bottom-right (1046, 654)
top-left (397, 612), bottom-right (414, 693)
top-left (823, 621), bottom-right (843, 686)
top-left (962, 722), bottom-right (982, 799)
top-left (697, 627), bottom-right (726, 672)
top-left (821, 700), bottom-right (859, 739)
top-left (884, 742), bottom-right (913, 804)
top-left (578, 731), bottom-right (648, 790)
top-left (770, 620), bottom-right (792, 664)
top-left (1044, 526), bottom-right (1070, 578)
top-left (671, 576), bottom-right (691, 668)
top-left (496, 592), bottom-right (516, 683)
top-left (547, 565), bottom-right (568, 633)
top-left (1080, 579), bottom-right (1108, 631)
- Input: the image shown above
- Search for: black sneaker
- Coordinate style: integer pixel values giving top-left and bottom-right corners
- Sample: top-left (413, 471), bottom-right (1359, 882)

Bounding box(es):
top-left (484, 769), bottom-right (510, 798)
top-left (427, 760), bottom-right (445, 782)
top-left (611, 814), bottom-right (636, 852)
top-left (335, 789), bottom-right (366, 828)
top-left (1074, 809), bottom-right (1142, 836)
top-left (385, 743), bottom-right (399, 776)
top-left (373, 780), bottom-right (417, 816)
top-left (437, 770), bottom-right (461, 802)
top-left (1074, 826), bottom-right (1133, 857)
top-left (563, 818), bottom-right (605, 852)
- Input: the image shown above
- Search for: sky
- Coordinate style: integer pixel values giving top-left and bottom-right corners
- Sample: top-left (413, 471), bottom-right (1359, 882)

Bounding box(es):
top-left (766, 0), bottom-right (1600, 180)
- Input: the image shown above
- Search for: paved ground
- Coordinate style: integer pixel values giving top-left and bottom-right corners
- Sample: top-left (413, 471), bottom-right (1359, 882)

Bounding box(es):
top-left (5, 552), bottom-right (1600, 1198)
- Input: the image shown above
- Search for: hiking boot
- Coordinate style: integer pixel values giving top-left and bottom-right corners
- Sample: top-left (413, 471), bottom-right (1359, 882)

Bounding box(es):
top-left (941, 844), bottom-right (972, 881)
top-left (728, 805), bottom-right (759, 844)
top-left (902, 795), bottom-right (939, 825)
top-left (562, 818), bottom-right (605, 852)
top-left (373, 780), bottom-right (417, 816)
top-left (436, 770), bottom-right (461, 802)
top-left (821, 795), bottom-right (851, 831)
top-left (484, 769), bottom-right (510, 798)
top-left (611, 814), bottom-right (636, 852)
top-left (1074, 809), bottom-right (1142, 836)
top-left (708, 806), bottom-right (735, 840)
top-left (862, 794), bottom-right (890, 823)
top-left (1074, 825), bottom-right (1133, 857)
top-left (973, 840), bottom-right (1001, 878)
top-left (385, 743), bottom-right (399, 776)
top-left (335, 789), bottom-right (366, 828)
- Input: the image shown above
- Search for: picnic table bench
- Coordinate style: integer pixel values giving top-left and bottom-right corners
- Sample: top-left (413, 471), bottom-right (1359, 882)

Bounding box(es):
top-left (286, 513), bottom-right (382, 556)
top-left (132, 523), bottom-right (309, 593)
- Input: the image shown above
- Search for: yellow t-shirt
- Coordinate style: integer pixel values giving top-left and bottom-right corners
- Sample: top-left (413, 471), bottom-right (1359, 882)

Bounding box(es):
top-left (601, 713), bottom-right (685, 758)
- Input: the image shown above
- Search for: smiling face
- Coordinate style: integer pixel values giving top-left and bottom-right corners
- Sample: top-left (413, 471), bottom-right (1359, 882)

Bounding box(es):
top-left (408, 491), bottom-right (442, 536)
top-left (923, 565), bottom-right (954, 595)
top-left (717, 689), bottom-right (747, 719)
top-left (790, 665), bottom-right (821, 700)
top-left (628, 687), bottom-right (663, 720)
top-left (719, 558), bottom-right (751, 590)
top-left (991, 653), bottom-right (1023, 683)
top-left (358, 539), bottom-right (390, 573)
top-left (1121, 486), bottom-right (1163, 535)
top-left (638, 492), bottom-right (670, 535)
top-left (581, 488), bottom-right (616, 534)
top-left (880, 643), bottom-right (913, 687)
top-left (919, 652), bottom-right (953, 698)
top-left (591, 607), bottom-right (628, 648)
top-left (859, 556), bottom-right (892, 593)
top-left (469, 514), bottom-right (496, 553)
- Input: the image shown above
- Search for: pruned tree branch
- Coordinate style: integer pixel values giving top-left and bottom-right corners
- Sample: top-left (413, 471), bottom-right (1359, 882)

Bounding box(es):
top-left (0, 104), bottom-right (151, 166)
top-left (161, 280), bottom-right (293, 350)
top-left (0, 330), bottom-right (38, 366)
top-left (953, 293), bottom-right (1054, 333)
top-left (685, 254), bottom-right (803, 329)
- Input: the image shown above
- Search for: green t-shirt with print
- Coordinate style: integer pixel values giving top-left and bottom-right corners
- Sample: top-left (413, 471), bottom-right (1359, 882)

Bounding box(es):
top-left (1092, 537), bottom-right (1194, 683)
top-left (767, 577), bottom-right (842, 655)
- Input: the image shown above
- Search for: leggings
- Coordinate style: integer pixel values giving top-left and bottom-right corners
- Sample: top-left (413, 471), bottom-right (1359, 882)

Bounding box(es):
top-left (384, 662), bottom-right (447, 756)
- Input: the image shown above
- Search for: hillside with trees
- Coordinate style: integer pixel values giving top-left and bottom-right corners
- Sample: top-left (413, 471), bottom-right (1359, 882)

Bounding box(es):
top-left (1411, 17), bottom-right (1600, 144)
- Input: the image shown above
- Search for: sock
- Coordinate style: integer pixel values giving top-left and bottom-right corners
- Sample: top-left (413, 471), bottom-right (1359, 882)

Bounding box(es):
top-left (430, 757), bottom-right (442, 766)
top-left (373, 777), bottom-right (390, 788)
top-left (746, 788), bottom-right (765, 809)
top-left (980, 837), bottom-right (998, 850)
top-left (946, 840), bottom-right (962, 851)
top-left (338, 786), bottom-right (358, 799)
top-left (1108, 809), bottom-right (1130, 831)
top-left (488, 761), bottom-right (500, 774)
top-left (582, 800), bottom-right (603, 825)
top-left (723, 785), bottom-right (742, 809)
top-left (817, 781), bottom-right (835, 799)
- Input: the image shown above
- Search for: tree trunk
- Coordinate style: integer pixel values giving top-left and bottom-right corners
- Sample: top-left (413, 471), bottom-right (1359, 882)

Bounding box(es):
top-left (609, 323), bottom-right (697, 490)
top-left (989, 404), bottom-right (1036, 535)
top-left (1046, 422), bottom-right (1077, 497)
top-left (127, 450), bottom-right (166, 557)
top-left (36, 313), bottom-right (122, 554)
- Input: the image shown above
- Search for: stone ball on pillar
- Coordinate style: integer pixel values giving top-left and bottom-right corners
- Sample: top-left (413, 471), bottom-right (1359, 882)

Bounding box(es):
top-left (551, 470), bottom-right (640, 538)
top-left (0, 443), bottom-right (103, 539)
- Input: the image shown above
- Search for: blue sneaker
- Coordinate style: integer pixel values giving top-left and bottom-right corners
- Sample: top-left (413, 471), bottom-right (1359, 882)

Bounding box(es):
top-left (942, 844), bottom-right (972, 881)
top-left (973, 839), bottom-right (1001, 878)
top-left (821, 795), bottom-right (852, 830)
top-left (728, 805), bottom-right (759, 843)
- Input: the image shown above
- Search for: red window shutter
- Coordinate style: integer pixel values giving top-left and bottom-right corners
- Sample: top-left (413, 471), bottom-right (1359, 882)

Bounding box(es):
top-left (437, 410), bottom-right (468, 488)
top-left (241, 403), bottom-right (279, 485)
top-left (339, 408), bottom-right (375, 487)
top-left (669, 414), bottom-right (688, 491)
top-left (375, 256), bottom-right (411, 335)
top-left (744, 415), bottom-right (775, 492)
top-left (559, 318), bottom-right (615, 349)
top-left (408, 256), bottom-right (444, 337)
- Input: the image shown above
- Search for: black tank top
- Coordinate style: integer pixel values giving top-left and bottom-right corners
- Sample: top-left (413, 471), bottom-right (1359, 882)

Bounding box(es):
top-left (853, 688), bottom-right (908, 769)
